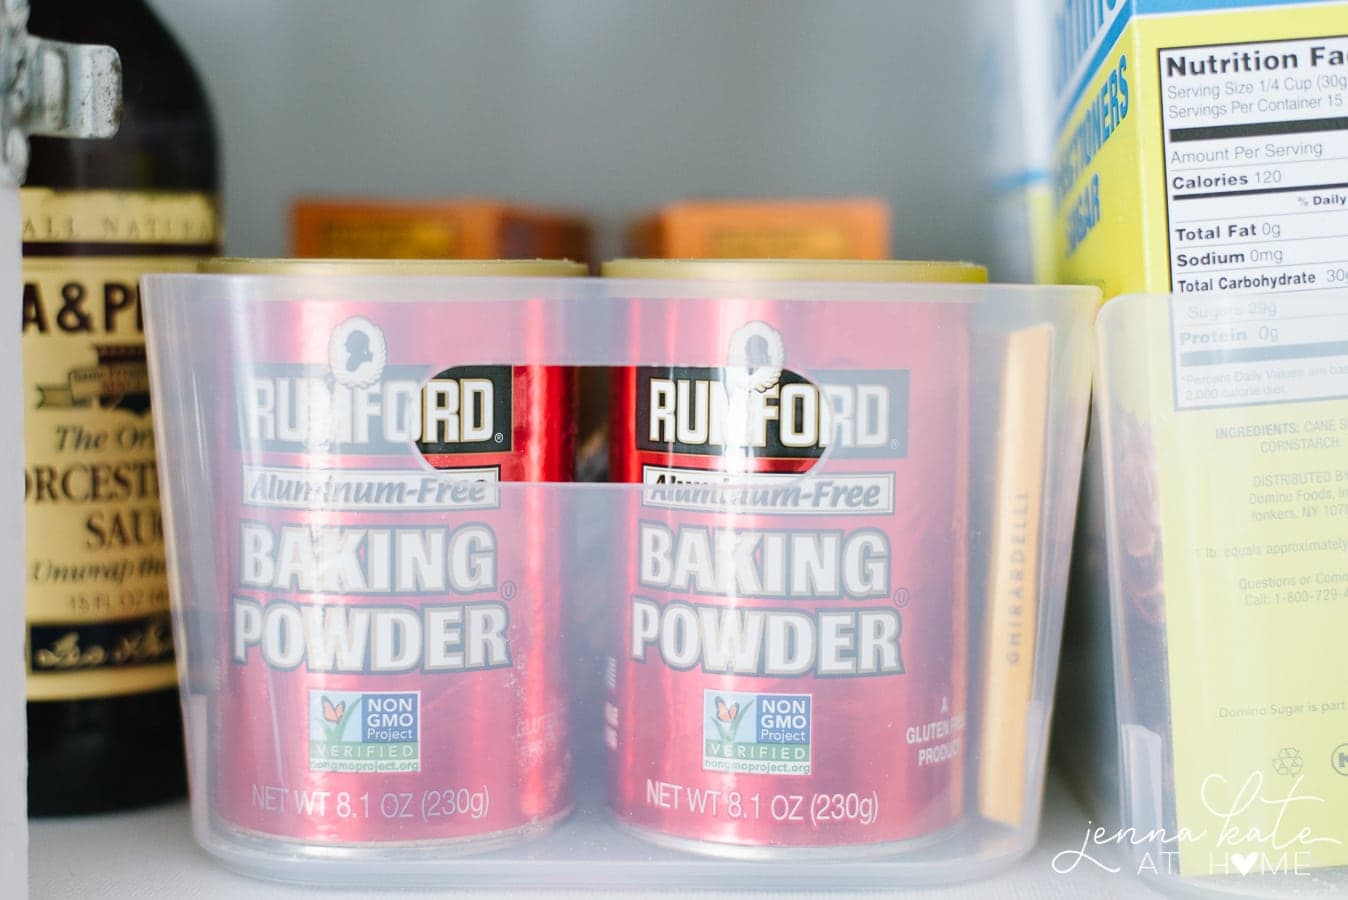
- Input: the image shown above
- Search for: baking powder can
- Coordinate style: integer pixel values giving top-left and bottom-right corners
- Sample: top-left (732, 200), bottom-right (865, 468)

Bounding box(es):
top-left (604, 258), bottom-right (985, 857)
top-left (200, 258), bottom-right (579, 852)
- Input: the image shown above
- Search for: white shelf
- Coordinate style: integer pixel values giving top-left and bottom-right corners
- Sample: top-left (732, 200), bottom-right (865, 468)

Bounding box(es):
top-left (29, 771), bottom-right (1163, 898)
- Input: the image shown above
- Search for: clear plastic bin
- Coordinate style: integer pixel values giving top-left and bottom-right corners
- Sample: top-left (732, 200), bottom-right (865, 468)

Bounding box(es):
top-left (1096, 293), bottom-right (1348, 898)
top-left (141, 273), bottom-right (1096, 889)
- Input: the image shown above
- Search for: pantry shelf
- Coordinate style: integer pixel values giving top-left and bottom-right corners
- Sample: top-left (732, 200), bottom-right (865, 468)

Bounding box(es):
top-left (29, 771), bottom-right (1161, 898)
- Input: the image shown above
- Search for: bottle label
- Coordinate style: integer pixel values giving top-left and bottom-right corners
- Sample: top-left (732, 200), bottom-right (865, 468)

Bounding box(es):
top-left (22, 189), bottom-right (218, 701)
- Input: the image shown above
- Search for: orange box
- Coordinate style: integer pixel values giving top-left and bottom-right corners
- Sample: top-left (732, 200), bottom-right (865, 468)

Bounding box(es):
top-left (291, 198), bottom-right (592, 265)
top-left (627, 198), bottom-right (890, 260)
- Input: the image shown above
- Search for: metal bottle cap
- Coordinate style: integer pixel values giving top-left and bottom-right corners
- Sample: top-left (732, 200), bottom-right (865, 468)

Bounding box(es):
top-left (0, 0), bottom-right (120, 184)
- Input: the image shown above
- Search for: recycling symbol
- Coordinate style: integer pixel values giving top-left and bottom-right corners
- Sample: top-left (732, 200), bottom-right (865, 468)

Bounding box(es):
top-left (1273, 747), bottom-right (1304, 776)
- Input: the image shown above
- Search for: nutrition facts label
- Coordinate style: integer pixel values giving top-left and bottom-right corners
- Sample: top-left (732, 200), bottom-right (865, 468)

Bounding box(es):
top-left (1160, 35), bottom-right (1348, 297)
top-left (1170, 293), bottom-right (1348, 411)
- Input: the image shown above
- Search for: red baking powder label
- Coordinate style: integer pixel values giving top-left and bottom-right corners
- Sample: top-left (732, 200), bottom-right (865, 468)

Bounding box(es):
top-left (608, 307), bottom-right (969, 850)
top-left (211, 303), bottom-right (571, 845)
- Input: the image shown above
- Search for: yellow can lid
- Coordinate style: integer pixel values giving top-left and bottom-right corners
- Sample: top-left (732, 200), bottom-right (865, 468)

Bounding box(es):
top-left (600, 258), bottom-right (987, 283)
top-left (200, 258), bottom-right (586, 277)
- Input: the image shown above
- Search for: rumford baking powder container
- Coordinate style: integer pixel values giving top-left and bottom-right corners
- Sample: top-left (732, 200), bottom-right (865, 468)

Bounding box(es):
top-left (142, 270), bottom-right (1097, 888)
top-left (605, 259), bottom-right (985, 857)
top-left (1096, 292), bottom-right (1348, 897)
top-left (158, 259), bottom-right (580, 860)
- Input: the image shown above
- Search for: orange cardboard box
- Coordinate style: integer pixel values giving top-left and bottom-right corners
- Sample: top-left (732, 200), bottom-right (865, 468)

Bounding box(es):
top-left (628, 198), bottom-right (890, 260)
top-left (291, 198), bottom-right (592, 265)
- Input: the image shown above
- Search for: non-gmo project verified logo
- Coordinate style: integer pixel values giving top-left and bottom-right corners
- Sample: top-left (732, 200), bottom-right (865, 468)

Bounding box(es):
top-left (703, 690), bottom-right (811, 776)
top-left (309, 690), bottom-right (420, 773)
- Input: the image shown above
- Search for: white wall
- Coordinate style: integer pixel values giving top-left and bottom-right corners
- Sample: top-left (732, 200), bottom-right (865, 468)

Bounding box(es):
top-left (148, 0), bottom-right (988, 263)
top-left (0, 184), bottom-right (25, 900)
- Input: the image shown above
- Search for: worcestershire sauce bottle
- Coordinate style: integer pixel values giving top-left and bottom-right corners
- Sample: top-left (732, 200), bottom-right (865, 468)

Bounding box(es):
top-left (22, 1), bottom-right (219, 815)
